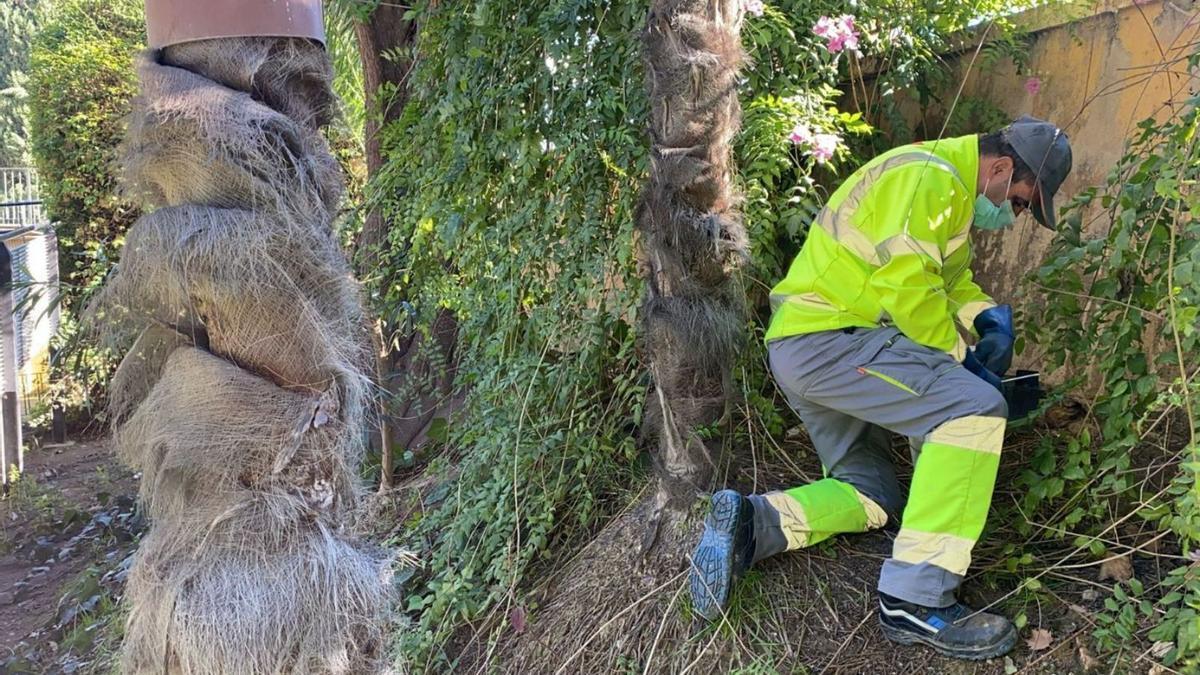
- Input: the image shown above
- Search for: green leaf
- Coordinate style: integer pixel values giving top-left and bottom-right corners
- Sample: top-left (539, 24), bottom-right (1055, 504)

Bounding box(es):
top-left (427, 418), bottom-right (450, 444)
top-left (1062, 465), bottom-right (1087, 481)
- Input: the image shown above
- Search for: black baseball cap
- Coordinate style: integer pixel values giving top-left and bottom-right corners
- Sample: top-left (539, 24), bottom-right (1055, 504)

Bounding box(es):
top-left (1001, 115), bottom-right (1073, 229)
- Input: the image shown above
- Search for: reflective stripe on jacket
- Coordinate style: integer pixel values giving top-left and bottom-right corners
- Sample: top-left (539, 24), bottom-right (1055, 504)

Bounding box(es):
top-left (765, 134), bottom-right (995, 360)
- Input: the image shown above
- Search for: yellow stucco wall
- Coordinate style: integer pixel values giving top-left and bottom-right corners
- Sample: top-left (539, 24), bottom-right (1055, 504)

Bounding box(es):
top-left (912, 0), bottom-right (1199, 376)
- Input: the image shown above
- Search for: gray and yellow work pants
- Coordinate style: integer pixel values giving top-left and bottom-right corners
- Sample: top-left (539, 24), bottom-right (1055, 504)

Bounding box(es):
top-left (755, 326), bottom-right (1007, 607)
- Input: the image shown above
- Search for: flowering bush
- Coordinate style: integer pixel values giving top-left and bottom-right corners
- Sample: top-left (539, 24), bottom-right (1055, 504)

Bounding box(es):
top-left (813, 14), bottom-right (859, 54)
top-left (788, 123), bottom-right (840, 163)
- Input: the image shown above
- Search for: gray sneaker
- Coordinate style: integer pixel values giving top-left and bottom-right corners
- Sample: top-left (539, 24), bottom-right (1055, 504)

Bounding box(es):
top-left (878, 592), bottom-right (1017, 660)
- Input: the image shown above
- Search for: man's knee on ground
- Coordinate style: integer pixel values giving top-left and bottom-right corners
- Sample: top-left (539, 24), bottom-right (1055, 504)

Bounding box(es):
top-left (926, 392), bottom-right (1008, 460)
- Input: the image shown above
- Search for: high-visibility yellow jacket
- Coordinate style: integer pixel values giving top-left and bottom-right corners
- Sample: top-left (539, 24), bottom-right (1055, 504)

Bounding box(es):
top-left (765, 134), bottom-right (995, 360)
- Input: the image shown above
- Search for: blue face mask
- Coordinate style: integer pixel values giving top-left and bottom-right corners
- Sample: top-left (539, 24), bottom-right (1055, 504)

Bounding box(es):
top-left (974, 194), bottom-right (1015, 230)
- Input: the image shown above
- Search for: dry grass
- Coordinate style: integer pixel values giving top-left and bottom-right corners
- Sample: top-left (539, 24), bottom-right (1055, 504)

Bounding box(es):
top-left (442, 398), bottom-right (1183, 674)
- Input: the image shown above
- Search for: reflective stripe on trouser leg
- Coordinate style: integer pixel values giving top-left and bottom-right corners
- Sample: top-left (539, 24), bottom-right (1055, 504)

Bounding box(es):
top-left (748, 478), bottom-right (888, 562)
top-left (878, 415), bottom-right (1006, 607)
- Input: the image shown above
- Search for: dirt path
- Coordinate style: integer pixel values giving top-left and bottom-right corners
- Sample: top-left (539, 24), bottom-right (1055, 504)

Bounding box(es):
top-left (0, 438), bottom-right (138, 659)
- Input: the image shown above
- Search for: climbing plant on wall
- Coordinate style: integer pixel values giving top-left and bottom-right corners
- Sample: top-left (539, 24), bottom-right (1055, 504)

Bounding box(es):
top-left (1030, 51), bottom-right (1200, 668)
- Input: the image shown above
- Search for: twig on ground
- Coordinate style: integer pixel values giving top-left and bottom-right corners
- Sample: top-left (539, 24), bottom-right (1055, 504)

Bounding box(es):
top-left (553, 570), bottom-right (685, 675)
top-left (818, 610), bottom-right (873, 675)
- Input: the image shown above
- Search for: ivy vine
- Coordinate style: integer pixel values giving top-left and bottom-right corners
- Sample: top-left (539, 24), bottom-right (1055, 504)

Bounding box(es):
top-left (1029, 50), bottom-right (1200, 669)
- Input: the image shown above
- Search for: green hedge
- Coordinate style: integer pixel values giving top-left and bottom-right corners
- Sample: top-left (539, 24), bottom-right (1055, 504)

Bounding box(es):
top-left (28, 0), bottom-right (143, 309)
top-left (26, 0), bottom-right (143, 415)
top-left (0, 0), bottom-right (45, 166)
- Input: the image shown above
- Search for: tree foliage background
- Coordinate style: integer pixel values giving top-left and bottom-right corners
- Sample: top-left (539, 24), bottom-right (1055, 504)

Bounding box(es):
top-left (0, 0), bottom-right (45, 166)
top-left (28, 0), bottom-right (143, 311)
top-left (8, 0), bottom-right (1197, 670)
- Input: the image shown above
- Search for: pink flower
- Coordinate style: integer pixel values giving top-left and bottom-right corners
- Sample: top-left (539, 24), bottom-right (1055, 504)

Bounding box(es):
top-left (810, 133), bottom-right (840, 163)
top-left (813, 14), bottom-right (859, 54)
top-left (813, 16), bottom-right (836, 37)
top-left (788, 123), bottom-right (814, 146)
top-left (1024, 77), bottom-right (1042, 96)
top-left (787, 123), bottom-right (840, 164)
top-left (835, 16), bottom-right (859, 51)
top-left (743, 0), bottom-right (764, 17)
top-left (838, 31), bottom-right (860, 53)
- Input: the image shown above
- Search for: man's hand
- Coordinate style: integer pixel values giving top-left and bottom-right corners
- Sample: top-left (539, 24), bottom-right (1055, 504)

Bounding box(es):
top-left (973, 304), bottom-right (1015, 376)
top-left (963, 348), bottom-right (1002, 391)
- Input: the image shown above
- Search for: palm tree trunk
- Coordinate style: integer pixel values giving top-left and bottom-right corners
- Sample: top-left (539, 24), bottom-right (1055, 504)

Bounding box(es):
top-left (639, 0), bottom-right (748, 523)
top-left (102, 38), bottom-right (389, 673)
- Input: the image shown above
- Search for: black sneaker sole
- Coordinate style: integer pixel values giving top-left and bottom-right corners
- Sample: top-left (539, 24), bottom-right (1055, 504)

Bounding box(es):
top-left (688, 489), bottom-right (742, 622)
top-left (880, 618), bottom-right (1018, 661)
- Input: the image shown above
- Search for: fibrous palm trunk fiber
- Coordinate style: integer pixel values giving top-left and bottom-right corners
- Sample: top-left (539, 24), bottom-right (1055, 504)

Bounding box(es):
top-left (639, 0), bottom-right (748, 522)
top-left (499, 2), bottom-right (748, 668)
top-left (92, 38), bottom-right (391, 675)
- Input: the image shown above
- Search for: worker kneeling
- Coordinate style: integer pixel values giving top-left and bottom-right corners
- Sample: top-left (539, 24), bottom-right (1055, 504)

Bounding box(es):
top-left (688, 116), bottom-right (1073, 661)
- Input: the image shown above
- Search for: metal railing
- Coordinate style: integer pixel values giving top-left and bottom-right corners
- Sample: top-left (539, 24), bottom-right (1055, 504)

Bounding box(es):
top-left (0, 168), bottom-right (59, 483)
top-left (0, 168), bottom-right (48, 227)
